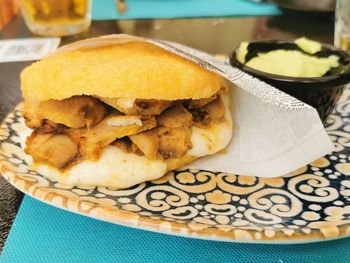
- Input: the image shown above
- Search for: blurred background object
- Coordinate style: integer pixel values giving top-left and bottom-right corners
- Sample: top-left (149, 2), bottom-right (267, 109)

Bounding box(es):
top-left (18, 0), bottom-right (92, 36)
top-left (92, 0), bottom-right (281, 20)
top-left (269, 0), bottom-right (335, 12)
top-left (0, 0), bottom-right (20, 30)
top-left (116, 0), bottom-right (127, 14)
top-left (335, 0), bottom-right (350, 51)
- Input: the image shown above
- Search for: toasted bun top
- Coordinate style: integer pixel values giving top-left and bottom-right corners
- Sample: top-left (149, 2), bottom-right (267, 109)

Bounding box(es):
top-left (21, 38), bottom-right (222, 102)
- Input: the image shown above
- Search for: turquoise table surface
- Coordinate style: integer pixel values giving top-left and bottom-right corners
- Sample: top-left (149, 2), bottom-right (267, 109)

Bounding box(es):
top-left (1, 196), bottom-right (349, 263)
top-left (91, 0), bottom-right (281, 20)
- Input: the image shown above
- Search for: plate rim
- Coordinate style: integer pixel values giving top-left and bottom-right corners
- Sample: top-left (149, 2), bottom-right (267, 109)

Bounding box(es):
top-left (3, 165), bottom-right (347, 245)
top-left (1, 105), bottom-right (350, 244)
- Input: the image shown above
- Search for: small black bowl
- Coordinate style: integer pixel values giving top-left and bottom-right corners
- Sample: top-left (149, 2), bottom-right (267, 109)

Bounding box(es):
top-left (229, 40), bottom-right (350, 122)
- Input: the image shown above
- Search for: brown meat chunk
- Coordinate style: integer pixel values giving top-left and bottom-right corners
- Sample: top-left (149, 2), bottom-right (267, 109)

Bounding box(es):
top-left (117, 105), bottom-right (194, 160)
top-left (25, 133), bottom-right (78, 168)
top-left (113, 137), bottom-right (145, 156)
top-left (24, 96), bottom-right (107, 129)
top-left (155, 127), bottom-right (192, 159)
top-left (190, 97), bottom-right (225, 127)
top-left (190, 109), bottom-right (209, 124)
top-left (99, 97), bottom-right (136, 114)
top-left (134, 99), bottom-right (173, 115)
top-left (99, 97), bottom-right (173, 116)
top-left (203, 97), bottom-right (225, 122)
top-left (156, 104), bottom-right (192, 129)
top-left (35, 120), bottom-right (66, 134)
top-left (129, 130), bottom-right (159, 160)
top-left (23, 101), bottom-right (42, 128)
top-left (186, 94), bottom-right (217, 109)
top-left (113, 137), bottom-right (133, 153)
top-left (68, 114), bottom-right (157, 160)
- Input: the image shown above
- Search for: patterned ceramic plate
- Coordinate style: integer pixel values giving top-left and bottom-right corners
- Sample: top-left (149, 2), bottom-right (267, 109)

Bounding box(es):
top-left (1, 88), bottom-right (350, 244)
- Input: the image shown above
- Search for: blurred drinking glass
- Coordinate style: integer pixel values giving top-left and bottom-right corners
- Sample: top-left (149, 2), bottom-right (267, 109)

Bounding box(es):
top-left (335, 0), bottom-right (350, 51)
top-left (19, 0), bottom-right (91, 36)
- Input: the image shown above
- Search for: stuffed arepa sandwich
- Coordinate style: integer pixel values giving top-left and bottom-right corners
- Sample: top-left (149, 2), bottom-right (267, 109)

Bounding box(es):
top-left (20, 35), bottom-right (233, 189)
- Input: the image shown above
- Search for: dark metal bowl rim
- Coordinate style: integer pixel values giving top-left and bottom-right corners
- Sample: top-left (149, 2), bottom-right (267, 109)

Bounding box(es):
top-left (229, 39), bottom-right (350, 86)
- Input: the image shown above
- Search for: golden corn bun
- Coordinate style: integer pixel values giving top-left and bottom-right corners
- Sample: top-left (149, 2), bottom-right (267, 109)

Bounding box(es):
top-left (21, 39), bottom-right (223, 102)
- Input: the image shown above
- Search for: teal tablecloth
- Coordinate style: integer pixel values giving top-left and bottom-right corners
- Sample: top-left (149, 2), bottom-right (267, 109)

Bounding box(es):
top-left (0, 196), bottom-right (349, 263)
top-left (91, 0), bottom-right (281, 20)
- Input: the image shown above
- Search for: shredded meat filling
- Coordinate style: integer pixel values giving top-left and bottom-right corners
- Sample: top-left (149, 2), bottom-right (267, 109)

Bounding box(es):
top-left (25, 133), bottom-right (79, 169)
top-left (186, 94), bottom-right (217, 109)
top-left (156, 104), bottom-right (193, 128)
top-left (68, 114), bottom-right (157, 161)
top-left (35, 120), bottom-right (67, 134)
top-left (25, 91), bottom-right (226, 169)
top-left (189, 97), bottom-right (225, 128)
top-left (24, 96), bottom-right (107, 129)
top-left (155, 127), bottom-right (192, 159)
top-left (99, 97), bottom-right (174, 116)
top-left (129, 130), bottom-right (159, 160)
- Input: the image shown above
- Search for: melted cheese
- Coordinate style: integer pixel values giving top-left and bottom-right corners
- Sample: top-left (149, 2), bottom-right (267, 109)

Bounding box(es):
top-left (34, 147), bottom-right (167, 188)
